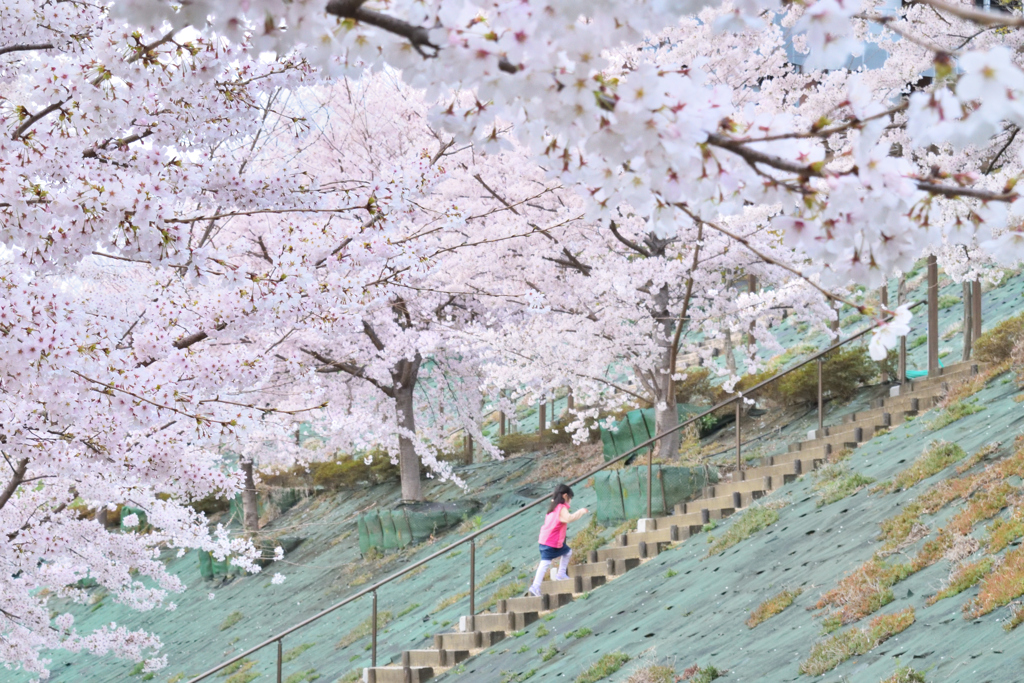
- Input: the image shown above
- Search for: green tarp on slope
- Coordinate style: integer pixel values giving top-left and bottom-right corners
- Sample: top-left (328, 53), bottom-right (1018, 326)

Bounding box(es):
top-left (593, 465), bottom-right (718, 523)
top-left (358, 500), bottom-right (480, 555)
top-left (600, 404), bottom-right (703, 461)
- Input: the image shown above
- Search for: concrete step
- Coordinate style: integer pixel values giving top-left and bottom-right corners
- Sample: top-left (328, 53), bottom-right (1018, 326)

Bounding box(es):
top-left (405, 649), bottom-right (471, 668)
top-left (873, 392), bottom-right (942, 414)
top-left (741, 459), bottom-right (805, 483)
top-left (567, 561), bottom-right (616, 578)
top-left (768, 448), bottom-right (843, 467)
top-left (840, 407), bottom-right (915, 426)
top-left (538, 574), bottom-right (605, 595)
top-left (434, 630), bottom-right (505, 652)
top-left (648, 507), bottom-right (732, 532)
top-left (458, 611), bottom-right (537, 633)
top-left (902, 363), bottom-right (980, 391)
top-left (499, 593), bottom-right (571, 614)
top-left (794, 426), bottom-right (882, 450)
top-left (708, 476), bottom-right (772, 497)
top-left (677, 490), bottom-right (763, 513)
top-left (594, 542), bottom-right (660, 563)
top-left (364, 665), bottom-right (434, 683)
top-left (621, 524), bottom-right (692, 547)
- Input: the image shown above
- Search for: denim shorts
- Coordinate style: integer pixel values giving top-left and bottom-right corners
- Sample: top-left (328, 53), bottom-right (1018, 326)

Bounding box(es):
top-left (539, 543), bottom-right (571, 561)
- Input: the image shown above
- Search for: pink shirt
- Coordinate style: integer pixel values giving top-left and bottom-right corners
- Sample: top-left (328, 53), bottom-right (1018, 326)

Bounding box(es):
top-left (538, 503), bottom-right (569, 548)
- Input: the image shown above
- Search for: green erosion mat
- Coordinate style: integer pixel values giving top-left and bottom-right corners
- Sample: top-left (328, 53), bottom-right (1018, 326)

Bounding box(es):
top-left (358, 500), bottom-right (481, 554)
top-left (593, 465), bottom-right (719, 523)
top-left (432, 376), bottom-right (1024, 683)
top-left (600, 404), bottom-right (704, 461)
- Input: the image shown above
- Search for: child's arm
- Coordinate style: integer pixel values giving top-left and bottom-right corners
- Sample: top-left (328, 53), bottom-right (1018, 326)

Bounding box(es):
top-left (558, 507), bottom-right (589, 524)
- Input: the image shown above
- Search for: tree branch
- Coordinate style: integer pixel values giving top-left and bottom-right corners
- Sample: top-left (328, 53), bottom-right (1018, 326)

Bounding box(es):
top-left (0, 43), bottom-right (54, 57)
top-left (608, 221), bottom-right (652, 257)
top-left (0, 458), bottom-right (28, 511)
top-left (299, 347), bottom-right (395, 397)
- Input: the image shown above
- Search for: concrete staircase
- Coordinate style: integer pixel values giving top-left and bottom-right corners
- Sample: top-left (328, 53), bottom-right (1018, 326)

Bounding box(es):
top-left (362, 361), bottom-right (981, 683)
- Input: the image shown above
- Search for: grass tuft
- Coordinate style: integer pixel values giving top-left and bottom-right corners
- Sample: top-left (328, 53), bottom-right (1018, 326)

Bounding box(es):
top-left (219, 611), bottom-right (244, 631)
top-left (336, 611), bottom-right (392, 649)
top-left (282, 643), bottom-right (315, 663)
top-left (927, 559), bottom-right (992, 606)
top-left (813, 463), bottom-right (875, 507)
top-left (881, 663), bottom-right (927, 682)
top-left (929, 399), bottom-right (985, 430)
top-left (876, 441), bottom-right (966, 493)
top-left (985, 517), bottom-right (1024, 554)
top-left (799, 607), bottom-right (915, 676)
top-left (575, 653), bottom-right (630, 683)
top-left (624, 664), bottom-right (676, 683)
top-left (964, 545), bottom-right (1024, 619)
top-left (746, 588), bottom-right (802, 628)
top-left (816, 558), bottom-right (912, 625)
top-left (706, 505), bottom-right (780, 556)
top-left (480, 580), bottom-right (526, 611)
top-left (481, 560), bottom-right (514, 587)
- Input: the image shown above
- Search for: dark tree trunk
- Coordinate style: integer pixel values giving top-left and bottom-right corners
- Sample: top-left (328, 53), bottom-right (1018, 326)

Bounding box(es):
top-left (392, 355), bottom-right (424, 502)
top-left (240, 459), bottom-right (259, 533)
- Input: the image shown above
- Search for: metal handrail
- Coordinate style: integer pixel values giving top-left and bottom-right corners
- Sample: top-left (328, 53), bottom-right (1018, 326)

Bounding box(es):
top-left (188, 301), bottom-right (922, 682)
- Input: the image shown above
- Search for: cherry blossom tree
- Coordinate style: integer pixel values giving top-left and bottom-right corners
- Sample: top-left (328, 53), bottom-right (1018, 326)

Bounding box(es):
top-left (6, 0), bottom-right (1024, 677)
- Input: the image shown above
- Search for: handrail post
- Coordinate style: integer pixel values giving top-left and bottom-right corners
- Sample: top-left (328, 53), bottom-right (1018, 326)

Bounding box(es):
top-left (646, 445), bottom-right (653, 519)
top-left (371, 589), bottom-right (378, 668)
top-left (469, 539), bottom-right (476, 619)
top-left (817, 357), bottom-right (824, 433)
top-left (276, 639), bottom-right (283, 683)
top-left (735, 398), bottom-right (742, 474)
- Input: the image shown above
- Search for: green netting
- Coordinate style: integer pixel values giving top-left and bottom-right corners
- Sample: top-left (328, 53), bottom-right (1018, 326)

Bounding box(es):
top-left (357, 514), bottom-right (371, 556)
top-left (600, 404), bottom-right (703, 461)
top-left (591, 471), bottom-right (626, 525)
top-left (594, 465), bottom-right (719, 523)
top-left (393, 509), bottom-right (413, 547)
top-left (380, 511), bottom-right (400, 549)
top-left (360, 500), bottom-right (480, 554)
top-left (119, 505), bottom-right (149, 532)
top-left (197, 551), bottom-right (234, 581)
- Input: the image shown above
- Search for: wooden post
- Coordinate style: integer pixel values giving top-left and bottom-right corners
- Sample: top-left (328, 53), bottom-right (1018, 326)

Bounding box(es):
top-left (927, 255), bottom-right (939, 377)
top-left (746, 275), bottom-right (757, 347)
top-left (897, 275), bottom-right (907, 383)
top-left (879, 284), bottom-right (890, 382)
top-left (371, 590), bottom-right (378, 667)
top-left (646, 446), bottom-right (653, 520)
top-left (962, 281), bottom-right (973, 361)
top-left (499, 411), bottom-right (506, 437)
top-left (735, 399), bottom-right (742, 473)
top-left (464, 434), bottom-right (473, 464)
top-left (277, 639), bottom-right (283, 683)
top-left (539, 399), bottom-right (546, 434)
top-left (469, 540), bottom-right (476, 617)
top-left (566, 388), bottom-right (574, 411)
top-left (817, 358), bottom-right (824, 433)
top-left (972, 280), bottom-right (982, 340)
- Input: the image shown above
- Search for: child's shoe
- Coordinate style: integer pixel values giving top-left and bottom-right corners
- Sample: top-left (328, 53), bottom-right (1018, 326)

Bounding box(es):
top-left (553, 572), bottom-right (570, 581)
top-left (526, 585), bottom-right (542, 598)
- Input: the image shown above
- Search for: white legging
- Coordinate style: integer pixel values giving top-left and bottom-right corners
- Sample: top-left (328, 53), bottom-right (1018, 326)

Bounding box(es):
top-left (530, 548), bottom-right (572, 592)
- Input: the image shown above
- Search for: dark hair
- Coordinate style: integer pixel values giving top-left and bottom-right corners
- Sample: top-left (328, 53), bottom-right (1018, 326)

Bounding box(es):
top-left (547, 484), bottom-right (574, 513)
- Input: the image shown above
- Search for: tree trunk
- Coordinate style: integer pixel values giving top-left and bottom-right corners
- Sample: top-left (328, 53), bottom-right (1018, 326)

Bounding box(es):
top-left (654, 341), bottom-right (681, 460)
top-left (927, 255), bottom-right (939, 377)
top-left (394, 382), bottom-right (423, 502)
top-left (962, 281), bottom-right (973, 361)
top-left (723, 329), bottom-right (737, 375)
top-left (897, 275), bottom-right (907, 383)
top-left (879, 284), bottom-right (890, 382)
top-left (651, 284), bottom-right (680, 460)
top-left (240, 460), bottom-right (259, 533)
top-left (972, 280), bottom-right (982, 341)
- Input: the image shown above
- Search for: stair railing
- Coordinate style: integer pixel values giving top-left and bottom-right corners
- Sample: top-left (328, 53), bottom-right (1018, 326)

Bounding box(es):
top-left (188, 301), bottom-right (921, 683)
